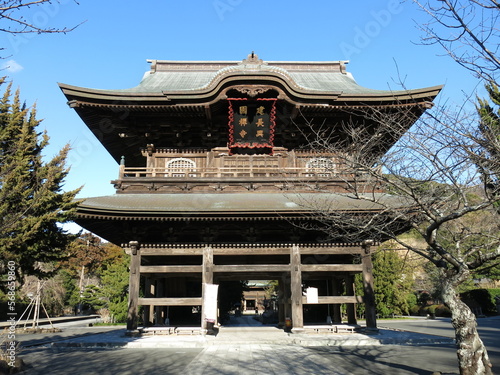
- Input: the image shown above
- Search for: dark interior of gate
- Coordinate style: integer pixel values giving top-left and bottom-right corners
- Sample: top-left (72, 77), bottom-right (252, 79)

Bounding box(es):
top-left (137, 244), bottom-right (368, 332)
top-left (59, 54), bottom-right (441, 333)
top-left (140, 272), bottom-right (360, 329)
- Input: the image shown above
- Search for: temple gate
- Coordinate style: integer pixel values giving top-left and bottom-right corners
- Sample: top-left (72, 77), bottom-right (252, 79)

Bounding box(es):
top-left (60, 53), bottom-right (441, 333)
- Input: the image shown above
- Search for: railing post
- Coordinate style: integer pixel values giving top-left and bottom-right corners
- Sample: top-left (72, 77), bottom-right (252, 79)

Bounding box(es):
top-left (119, 156), bottom-right (125, 178)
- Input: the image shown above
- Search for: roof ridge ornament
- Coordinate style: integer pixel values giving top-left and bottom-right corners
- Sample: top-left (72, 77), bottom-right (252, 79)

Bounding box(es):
top-left (235, 85), bottom-right (273, 98)
top-left (240, 51), bottom-right (265, 65)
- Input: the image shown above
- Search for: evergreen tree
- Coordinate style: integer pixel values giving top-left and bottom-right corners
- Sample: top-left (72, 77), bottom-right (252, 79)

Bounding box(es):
top-left (476, 83), bottom-right (500, 200)
top-left (0, 79), bottom-right (81, 280)
top-left (100, 257), bottom-right (130, 323)
top-left (473, 83), bottom-right (500, 282)
top-left (356, 243), bottom-right (416, 318)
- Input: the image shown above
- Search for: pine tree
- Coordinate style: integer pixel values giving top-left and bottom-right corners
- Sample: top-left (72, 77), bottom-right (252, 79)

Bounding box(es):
top-left (0, 79), bottom-right (81, 280)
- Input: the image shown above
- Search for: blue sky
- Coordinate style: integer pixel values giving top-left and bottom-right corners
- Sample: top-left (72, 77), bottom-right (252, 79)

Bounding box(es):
top-left (0, 0), bottom-right (483, 207)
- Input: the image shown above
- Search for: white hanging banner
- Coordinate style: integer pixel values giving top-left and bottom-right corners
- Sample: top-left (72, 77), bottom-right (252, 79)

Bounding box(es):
top-left (203, 283), bottom-right (219, 322)
top-left (306, 287), bottom-right (319, 304)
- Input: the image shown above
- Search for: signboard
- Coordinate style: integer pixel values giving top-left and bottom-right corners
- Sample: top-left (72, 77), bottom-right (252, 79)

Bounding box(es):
top-left (203, 283), bottom-right (219, 323)
top-left (306, 287), bottom-right (319, 304)
top-left (228, 98), bottom-right (276, 154)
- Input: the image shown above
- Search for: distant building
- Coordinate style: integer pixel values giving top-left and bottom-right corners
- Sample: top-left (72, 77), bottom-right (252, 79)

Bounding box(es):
top-left (60, 53), bottom-right (441, 333)
top-left (243, 281), bottom-right (270, 312)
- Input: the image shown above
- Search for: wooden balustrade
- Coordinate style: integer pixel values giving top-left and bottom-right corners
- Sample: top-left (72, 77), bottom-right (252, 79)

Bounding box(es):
top-left (120, 166), bottom-right (347, 179)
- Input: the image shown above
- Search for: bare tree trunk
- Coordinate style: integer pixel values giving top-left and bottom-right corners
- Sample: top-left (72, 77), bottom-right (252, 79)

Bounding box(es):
top-left (440, 269), bottom-right (493, 375)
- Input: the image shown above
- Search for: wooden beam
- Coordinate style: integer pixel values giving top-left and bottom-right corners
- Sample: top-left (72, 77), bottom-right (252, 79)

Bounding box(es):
top-left (141, 248), bottom-right (204, 256)
top-left (300, 247), bottom-right (362, 255)
top-left (213, 247), bottom-right (290, 255)
top-left (134, 244), bottom-right (364, 257)
top-left (302, 296), bottom-right (363, 304)
top-left (139, 297), bottom-right (202, 306)
top-left (213, 264), bottom-right (290, 273)
top-left (301, 264), bottom-right (363, 272)
top-left (140, 265), bottom-right (202, 273)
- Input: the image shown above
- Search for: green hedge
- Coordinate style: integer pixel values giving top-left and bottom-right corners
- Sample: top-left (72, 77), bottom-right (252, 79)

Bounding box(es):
top-left (409, 289), bottom-right (500, 317)
top-left (417, 304), bottom-right (451, 317)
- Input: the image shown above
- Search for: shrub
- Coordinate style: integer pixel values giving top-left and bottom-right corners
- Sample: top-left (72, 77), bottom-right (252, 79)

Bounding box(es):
top-left (460, 289), bottom-right (497, 315)
top-left (410, 305), bottom-right (421, 316)
top-left (435, 304), bottom-right (452, 317)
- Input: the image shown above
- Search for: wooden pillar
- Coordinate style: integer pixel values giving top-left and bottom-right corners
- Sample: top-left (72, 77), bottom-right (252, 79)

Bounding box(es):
top-left (362, 240), bottom-right (377, 331)
top-left (281, 274), bottom-right (292, 328)
top-left (201, 245), bottom-right (214, 334)
top-left (290, 244), bottom-right (304, 333)
top-left (148, 280), bottom-right (155, 324)
top-left (278, 277), bottom-right (286, 327)
top-left (143, 277), bottom-right (154, 326)
top-left (155, 279), bottom-right (164, 325)
top-left (345, 275), bottom-right (357, 325)
top-left (127, 241), bottom-right (141, 331)
top-left (331, 278), bottom-right (342, 324)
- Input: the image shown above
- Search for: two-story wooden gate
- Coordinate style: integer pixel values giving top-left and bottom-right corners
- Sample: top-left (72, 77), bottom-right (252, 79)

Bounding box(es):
top-left (60, 53), bottom-right (441, 333)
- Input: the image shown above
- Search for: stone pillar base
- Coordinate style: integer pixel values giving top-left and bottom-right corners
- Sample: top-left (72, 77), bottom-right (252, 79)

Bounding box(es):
top-left (125, 329), bottom-right (141, 337)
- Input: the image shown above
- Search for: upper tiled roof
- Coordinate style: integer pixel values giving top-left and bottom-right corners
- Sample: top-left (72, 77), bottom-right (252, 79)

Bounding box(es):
top-left (59, 53), bottom-right (442, 104)
top-left (113, 53), bottom-right (394, 95)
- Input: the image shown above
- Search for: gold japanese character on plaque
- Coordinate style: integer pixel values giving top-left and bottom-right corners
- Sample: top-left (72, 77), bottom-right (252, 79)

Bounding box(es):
top-left (256, 118), bottom-right (265, 127)
top-left (239, 129), bottom-right (247, 138)
top-left (256, 130), bottom-right (264, 138)
top-left (256, 106), bottom-right (265, 115)
top-left (239, 106), bottom-right (248, 115)
top-left (239, 117), bottom-right (248, 126)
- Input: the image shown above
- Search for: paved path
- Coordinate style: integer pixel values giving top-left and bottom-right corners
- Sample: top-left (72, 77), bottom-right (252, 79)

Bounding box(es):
top-left (221, 314), bottom-right (264, 327)
top-left (9, 315), bottom-right (500, 374)
top-left (379, 316), bottom-right (500, 370)
top-left (20, 344), bottom-right (460, 374)
top-left (182, 344), bottom-right (354, 375)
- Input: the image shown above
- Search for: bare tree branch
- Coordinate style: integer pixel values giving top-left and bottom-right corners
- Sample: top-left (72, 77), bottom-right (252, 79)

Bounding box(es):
top-left (412, 0), bottom-right (500, 85)
top-left (292, 99), bottom-right (500, 371)
top-left (0, 0), bottom-right (83, 57)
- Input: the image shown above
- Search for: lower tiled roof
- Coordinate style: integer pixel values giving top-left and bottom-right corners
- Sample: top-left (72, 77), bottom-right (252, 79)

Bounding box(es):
top-left (76, 192), bottom-right (408, 219)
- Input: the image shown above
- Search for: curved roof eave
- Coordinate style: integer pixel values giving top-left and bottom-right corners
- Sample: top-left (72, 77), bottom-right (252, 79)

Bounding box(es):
top-left (75, 193), bottom-right (410, 220)
top-left (59, 71), bottom-right (343, 102)
top-left (59, 73), bottom-right (443, 106)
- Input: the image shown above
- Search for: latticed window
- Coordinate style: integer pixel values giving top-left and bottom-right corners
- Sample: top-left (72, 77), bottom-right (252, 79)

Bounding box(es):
top-left (166, 158), bottom-right (196, 177)
top-left (305, 157), bottom-right (335, 176)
